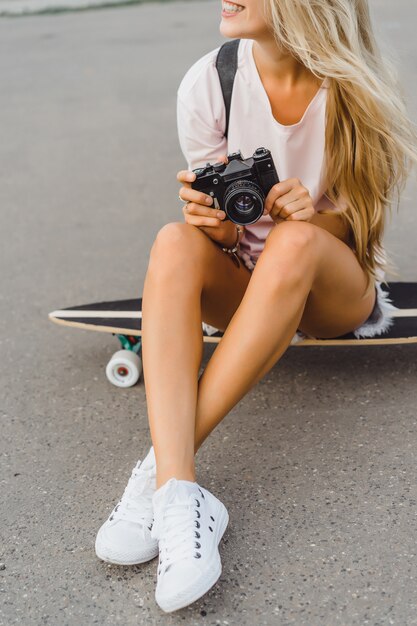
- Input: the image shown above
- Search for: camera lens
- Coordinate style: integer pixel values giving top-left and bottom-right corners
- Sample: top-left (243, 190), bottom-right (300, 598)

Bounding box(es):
top-left (224, 180), bottom-right (264, 225)
top-left (234, 194), bottom-right (254, 213)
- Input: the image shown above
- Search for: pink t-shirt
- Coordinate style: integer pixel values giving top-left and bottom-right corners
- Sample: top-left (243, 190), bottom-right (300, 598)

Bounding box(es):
top-left (176, 37), bottom-right (336, 260)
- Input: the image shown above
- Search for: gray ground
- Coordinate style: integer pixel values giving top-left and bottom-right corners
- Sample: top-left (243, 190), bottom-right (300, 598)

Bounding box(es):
top-left (1, 1), bottom-right (417, 624)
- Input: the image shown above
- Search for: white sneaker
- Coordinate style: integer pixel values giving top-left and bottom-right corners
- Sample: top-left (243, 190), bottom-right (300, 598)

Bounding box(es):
top-left (95, 446), bottom-right (159, 565)
top-left (151, 478), bottom-right (229, 612)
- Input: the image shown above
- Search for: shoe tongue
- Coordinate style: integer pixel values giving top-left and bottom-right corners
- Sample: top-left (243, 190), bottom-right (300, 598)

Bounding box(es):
top-left (151, 479), bottom-right (199, 541)
top-left (153, 478), bottom-right (198, 509)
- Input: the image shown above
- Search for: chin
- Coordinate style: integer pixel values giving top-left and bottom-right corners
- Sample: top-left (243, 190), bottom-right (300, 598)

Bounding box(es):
top-left (219, 18), bottom-right (269, 41)
top-left (219, 21), bottom-right (251, 39)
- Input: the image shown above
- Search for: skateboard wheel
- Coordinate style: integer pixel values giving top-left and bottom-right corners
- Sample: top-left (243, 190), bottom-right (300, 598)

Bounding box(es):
top-left (105, 350), bottom-right (142, 388)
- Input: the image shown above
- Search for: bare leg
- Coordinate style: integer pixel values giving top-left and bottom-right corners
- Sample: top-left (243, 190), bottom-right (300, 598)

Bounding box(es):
top-left (141, 222), bottom-right (251, 488)
top-left (143, 221), bottom-right (375, 485)
top-left (193, 221), bottom-right (376, 449)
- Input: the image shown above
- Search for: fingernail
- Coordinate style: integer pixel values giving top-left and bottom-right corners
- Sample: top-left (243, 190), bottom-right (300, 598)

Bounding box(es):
top-left (217, 211), bottom-right (225, 219)
top-left (186, 173), bottom-right (195, 182)
top-left (206, 196), bottom-right (213, 205)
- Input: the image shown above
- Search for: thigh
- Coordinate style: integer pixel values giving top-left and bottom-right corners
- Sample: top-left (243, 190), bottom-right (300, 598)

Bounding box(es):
top-left (150, 222), bottom-right (252, 331)
top-left (293, 224), bottom-right (377, 338)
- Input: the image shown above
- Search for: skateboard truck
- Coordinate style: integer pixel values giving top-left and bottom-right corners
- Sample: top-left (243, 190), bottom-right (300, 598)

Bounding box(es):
top-left (116, 334), bottom-right (142, 353)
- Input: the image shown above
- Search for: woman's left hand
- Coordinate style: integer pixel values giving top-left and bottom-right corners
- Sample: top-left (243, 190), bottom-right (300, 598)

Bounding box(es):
top-left (263, 178), bottom-right (315, 224)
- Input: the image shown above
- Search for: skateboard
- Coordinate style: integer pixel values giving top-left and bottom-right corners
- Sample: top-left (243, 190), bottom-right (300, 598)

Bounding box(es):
top-left (49, 282), bottom-right (417, 388)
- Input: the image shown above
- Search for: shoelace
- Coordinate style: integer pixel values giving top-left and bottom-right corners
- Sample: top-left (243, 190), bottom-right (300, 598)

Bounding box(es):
top-left (109, 466), bottom-right (155, 528)
top-left (153, 497), bottom-right (201, 574)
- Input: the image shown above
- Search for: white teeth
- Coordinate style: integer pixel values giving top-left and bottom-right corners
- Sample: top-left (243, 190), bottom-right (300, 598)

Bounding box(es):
top-left (223, 2), bottom-right (244, 13)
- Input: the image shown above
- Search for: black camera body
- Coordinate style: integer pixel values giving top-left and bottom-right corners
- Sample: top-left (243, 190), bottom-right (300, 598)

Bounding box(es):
top-left (191, 147), bottom-right (279, 226)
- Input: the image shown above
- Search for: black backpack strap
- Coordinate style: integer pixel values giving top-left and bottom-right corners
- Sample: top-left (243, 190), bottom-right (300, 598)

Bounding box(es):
top-left (215, 39), bottom-right (240, 139)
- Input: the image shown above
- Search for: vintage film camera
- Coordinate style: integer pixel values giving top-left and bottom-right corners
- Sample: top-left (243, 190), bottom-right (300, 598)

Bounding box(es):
top-left (191, 147), bottom-right (279, 226)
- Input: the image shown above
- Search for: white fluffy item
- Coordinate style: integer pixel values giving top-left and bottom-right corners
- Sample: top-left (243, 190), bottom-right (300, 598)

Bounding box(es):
top-left (352, 281), bottom-right (398, 339)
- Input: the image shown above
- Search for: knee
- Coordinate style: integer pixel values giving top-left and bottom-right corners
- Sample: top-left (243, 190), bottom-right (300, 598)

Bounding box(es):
top-left (264, 221), bottom-right (321, 264)
top-left (147, 222), bottom-right (205, 275)
top-left (265, 220), bottom-right (319, 253)
top-left (260, 221), bottom-right (321, 282)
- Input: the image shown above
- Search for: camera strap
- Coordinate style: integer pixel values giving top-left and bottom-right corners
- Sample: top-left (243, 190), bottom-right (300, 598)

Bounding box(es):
top-left (215, 38), bottom-right (240, 140)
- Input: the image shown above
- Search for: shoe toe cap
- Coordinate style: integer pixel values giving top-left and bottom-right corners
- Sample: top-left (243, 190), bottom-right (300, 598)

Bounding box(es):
top-left (95, 519), bottom-right (158, 564)
top-left (155, 559), bottom-right (219, 612)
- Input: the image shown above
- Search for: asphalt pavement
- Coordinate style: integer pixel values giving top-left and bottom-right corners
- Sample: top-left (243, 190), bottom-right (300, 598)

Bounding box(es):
top-left (1, 1), bottom-right (417, 624)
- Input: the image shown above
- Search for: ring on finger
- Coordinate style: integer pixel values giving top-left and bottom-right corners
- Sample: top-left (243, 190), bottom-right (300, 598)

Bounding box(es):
top-left (179, 193), bottom-right (190, 204)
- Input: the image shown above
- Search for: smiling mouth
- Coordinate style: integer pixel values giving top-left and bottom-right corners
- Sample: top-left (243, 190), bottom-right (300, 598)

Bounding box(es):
top-left (222, 1), bottom-right (245, 13)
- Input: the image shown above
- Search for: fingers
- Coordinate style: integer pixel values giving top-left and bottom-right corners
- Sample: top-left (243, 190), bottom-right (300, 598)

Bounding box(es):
top-left (184, 215), bottom-right (221, 228)
top-left (177, 156), bottom-right (232, 230)
top-left (270, 193), bottom-right (308, 219)
top-left (182, 202), bottom-right (225, 225)
top-left (264, 178), bottom-right (315, 223)
top-left (282, 206), bottom-right (315, 221)
top-left (270, 199), bottom-right (314, 222)
top-left (179, 185), bottom-right (214, 206)
top-left (217, 154), bottom-right (228, 164)
top-left (183, 209), bottom-right (221, 228)
top-left (177, 170), bottom-right (196, 183)
top-left (264, 178), bottom-right (304, 213)
top-left (184, 203), bottom-right (225, 219)
top-left (177, 154), bottom-right (228, 184)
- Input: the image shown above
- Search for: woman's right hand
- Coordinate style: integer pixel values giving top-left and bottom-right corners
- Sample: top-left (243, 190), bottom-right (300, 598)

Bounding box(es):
top-left (177, 155), bottom-right (240, 248)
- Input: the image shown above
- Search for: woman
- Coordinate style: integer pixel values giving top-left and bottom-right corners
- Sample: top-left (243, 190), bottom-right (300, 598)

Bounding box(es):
top-left (95, 0), bottom-right (417, 613)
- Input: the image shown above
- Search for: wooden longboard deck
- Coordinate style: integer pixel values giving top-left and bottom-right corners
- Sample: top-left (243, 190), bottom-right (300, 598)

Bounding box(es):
top-left (49, 282), bottom-right (417, 346)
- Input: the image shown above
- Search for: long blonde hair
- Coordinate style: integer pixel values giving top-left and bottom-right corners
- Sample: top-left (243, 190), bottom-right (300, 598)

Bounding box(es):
top-left (265, 0), bottom-right (417, 294)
